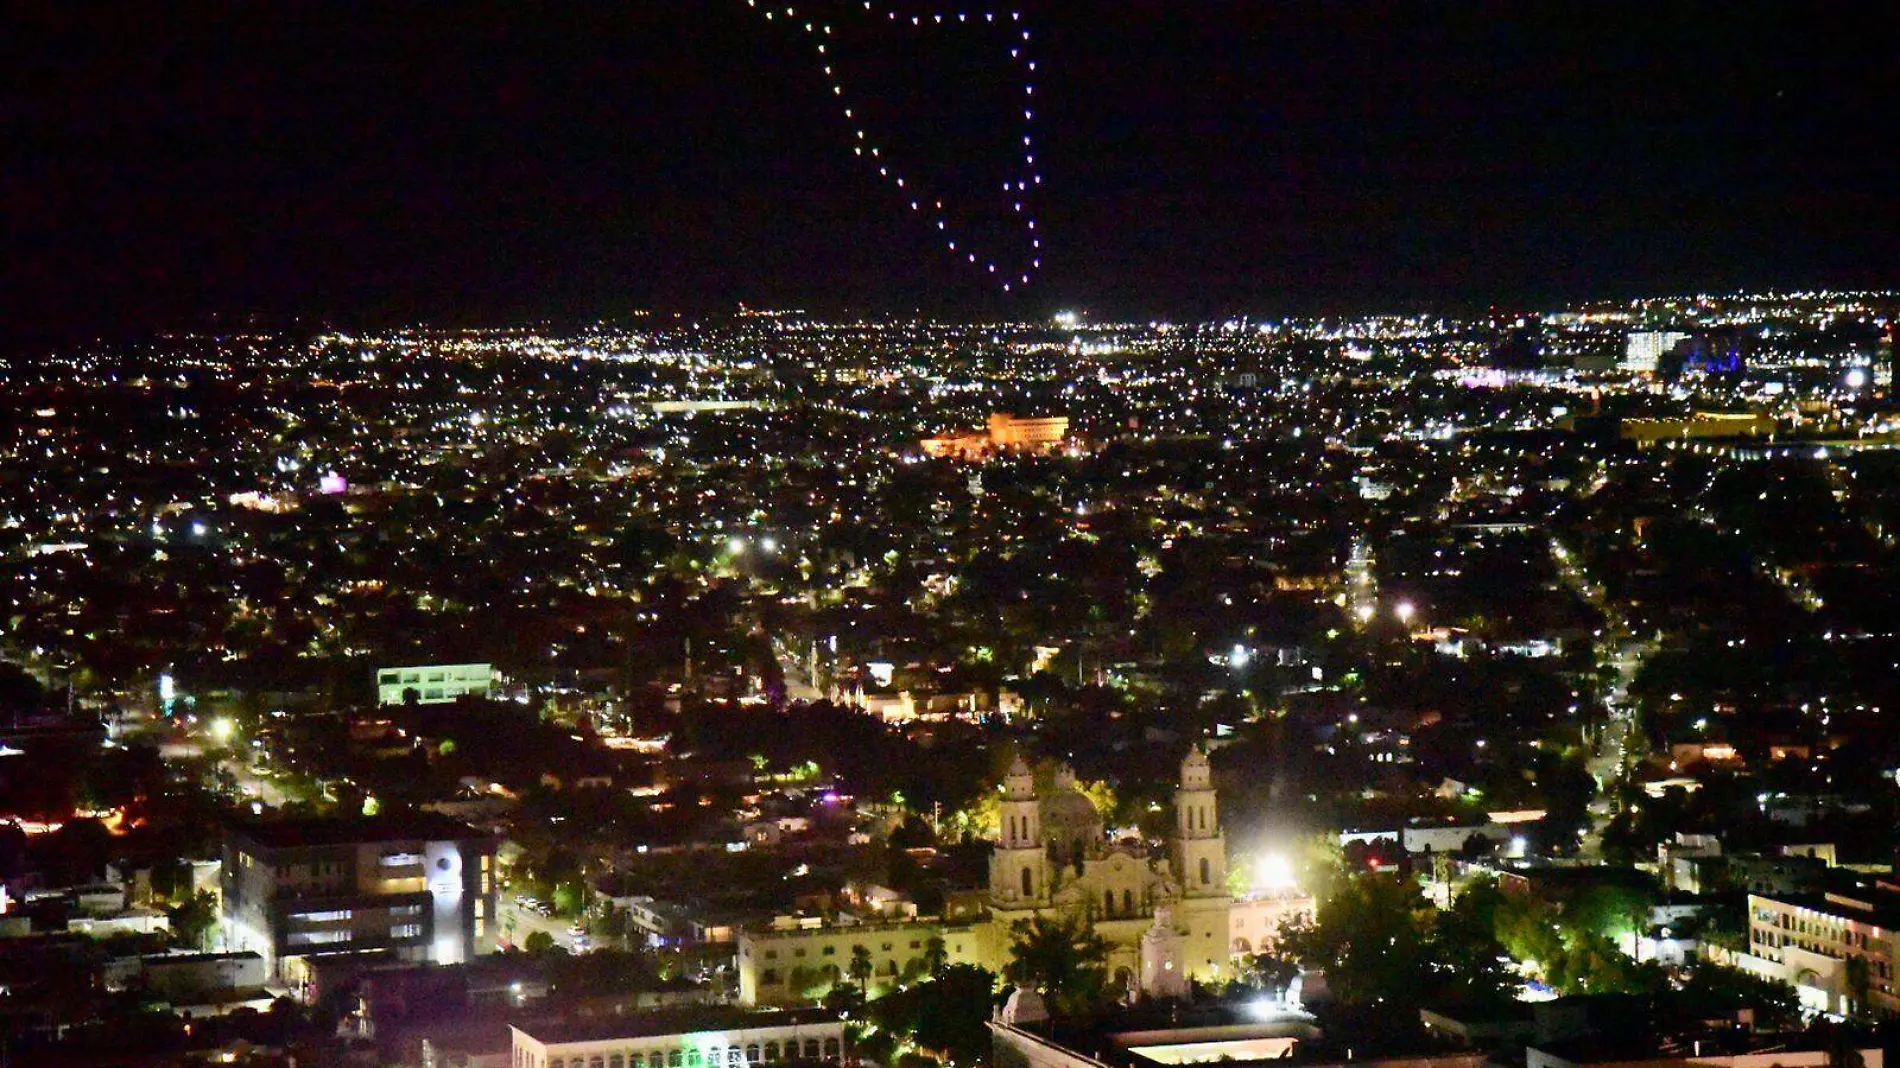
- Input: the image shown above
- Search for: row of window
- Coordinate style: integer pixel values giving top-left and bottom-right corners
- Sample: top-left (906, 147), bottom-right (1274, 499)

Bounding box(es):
top-left (760, 938), bottom-right (929, 961)
top-left (528, 1038), bottom-right (841, 1068)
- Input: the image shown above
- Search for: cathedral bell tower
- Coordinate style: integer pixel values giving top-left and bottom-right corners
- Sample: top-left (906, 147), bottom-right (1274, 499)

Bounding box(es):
top-left (990, 756), bottom-right (1050, 909)
top-left (1172, 745), bottom-right (1226, 897)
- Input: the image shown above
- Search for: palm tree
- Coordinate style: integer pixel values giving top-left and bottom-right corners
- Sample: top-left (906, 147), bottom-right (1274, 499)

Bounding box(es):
top-left (849, 944), bottom-right (875, 994)
top-left (924, 936), bottom-right (949, 978)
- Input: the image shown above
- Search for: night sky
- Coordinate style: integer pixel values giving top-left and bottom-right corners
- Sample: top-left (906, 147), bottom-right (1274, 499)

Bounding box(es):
top-left (8, 1), bottom-right (1898, 341)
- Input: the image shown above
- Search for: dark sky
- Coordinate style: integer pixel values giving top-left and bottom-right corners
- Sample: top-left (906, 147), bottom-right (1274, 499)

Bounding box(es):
top-left (8, 1), bottom-right (1898, 341)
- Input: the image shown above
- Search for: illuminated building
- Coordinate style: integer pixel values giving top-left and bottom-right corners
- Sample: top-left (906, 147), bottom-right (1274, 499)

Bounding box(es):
top-left (735, 748), bottom-right (1309, 1005)
top-left (1621, 330), bottom-right (1691, 374)
top-left (376, 663), bottom-right (494, 706)
top-left (510, 1008), bottom-right (847, 1068)
top-left (221, 814), bottom-right (497, 983)
top-left (1619, 412), bottom-right (1776, 446)
top-left (920, 412), bottom-right (1070, 458)
top-left (1741, 879), bottom-right (1900, 1018)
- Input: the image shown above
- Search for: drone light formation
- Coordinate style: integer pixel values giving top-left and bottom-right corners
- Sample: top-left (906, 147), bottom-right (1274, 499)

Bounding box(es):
top-left (747, 1), bottom-right (1043, 292)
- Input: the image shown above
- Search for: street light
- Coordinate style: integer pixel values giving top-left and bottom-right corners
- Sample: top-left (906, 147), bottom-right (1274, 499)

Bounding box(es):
top-left (1394, 600), bottom-right (1416, 625)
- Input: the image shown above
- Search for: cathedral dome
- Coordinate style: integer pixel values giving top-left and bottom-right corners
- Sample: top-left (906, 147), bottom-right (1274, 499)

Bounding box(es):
top-left (1040, 780), bottom-right (1103, 844)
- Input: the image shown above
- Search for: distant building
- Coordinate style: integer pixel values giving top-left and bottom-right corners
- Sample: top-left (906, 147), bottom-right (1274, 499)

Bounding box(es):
top-left (921, 413), bottom-right (1069, 459)
top-left (221, 813), bottom-right (497, 985)
top-left (1621, 331), bottom-right (1691, 374)
top-left (510, 1008), bottom-right (847, 1068)
top-left (376, 663), bottom-right (493, 705)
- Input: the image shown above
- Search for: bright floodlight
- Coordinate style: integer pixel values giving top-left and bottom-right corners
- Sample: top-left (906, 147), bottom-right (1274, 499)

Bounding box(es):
top-left (210, 717), bottom-right (236, 744)
top-left (1354, 604), bottom-right (1375, 623)
top-left (728, 536), bottom-right (746, 554)
top-left (1394, 600), bottom-right (1416, 624)
top-left (761, 536), bottom-right (778, 554)
top-left (1846, 368), bottom-right (1868, 389)
top-left (1229, 644), bottom-right (1251, 668)
top-left (1254, 853), bottom-right (1298, 892)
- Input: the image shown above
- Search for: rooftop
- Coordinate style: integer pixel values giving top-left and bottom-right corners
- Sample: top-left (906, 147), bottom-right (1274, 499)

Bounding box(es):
top-left (515, 1006), bottom-right (840, 1046)
top-left (225, 811), bottom-right (490, 850)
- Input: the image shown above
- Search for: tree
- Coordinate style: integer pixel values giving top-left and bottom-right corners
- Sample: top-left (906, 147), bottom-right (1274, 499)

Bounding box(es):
top-left (1002, 915), bottom-right (1111, 1019)
top-left (524, 930), bottom-right (556, 954)
top-left (1283, 874), bottom-right (1428, 1008)
top-left (166, 890), bottom-right (218, 951)
top-left (923, 936), bottom-right (949, 978)
top-left (849, 944), bottom-right (875, 994)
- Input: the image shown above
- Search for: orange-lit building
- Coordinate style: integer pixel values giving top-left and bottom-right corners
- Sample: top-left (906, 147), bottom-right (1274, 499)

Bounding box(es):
top-left (921, 413), bottom-right (1070, 458)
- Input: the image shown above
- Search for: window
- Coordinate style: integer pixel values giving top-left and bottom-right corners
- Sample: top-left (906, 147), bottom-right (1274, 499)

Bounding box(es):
top-left (761, 969), bottom-right (780, 984)
top-left (288, 930), bottom-right (351, 946)
top-left (591, 1058), bottom-right (603, 1068)
top-left (381, 853), bottom-right (423, 867)
top-left (668, 1053), bottom-right (682, 1068)
top-left (392, 904), bottom-right (424, 918)
top-left (747, 1046), bottom-right (760, 1063)
top-left (293, 909), bottom-right (353, 923)
top-left (551, 1060), bottom-right (564, 1068)
top-left (392, 924), bottom-right (423, 939)
top-left (611, 1057), bottom-right (624, 1068)
top-left (821, 946), bottom-right (835, 956)
top-left (631, 1055), bottom-right (644, 1068)
top-left (822, 1039), bottom-right (840, 1059)
top-left (687, 1050), bottom-right (701, 1067)
top-left (728, 1050), bottom-right (742, 1065)
top-left (1103, 889), bottom-right (1113, 914)
top-left (765, 950), bottom-right (778, 959)
top-left (803, 1041), bottom-right (820, 1059)
top-left (1021, 867), bottom-right (1033, 896)
top-left (1124, 889), bottom-right (1134, 913)
top-left (1199, 857), bottom-right (1211, 885)
top-left (765, 1043), bottom-right (780, 1062)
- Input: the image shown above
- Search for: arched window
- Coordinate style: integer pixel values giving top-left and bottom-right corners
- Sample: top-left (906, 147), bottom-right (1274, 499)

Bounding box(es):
top-left (669, 1053), bottom-right (683, 1068)
top-left (1103, 888), bottom-right (1113, 914)
top-left (591, 1057), bottom-right (605, 1068)
top-left (1021, 866), bottom-right (1033, 896)
top-left (1235, 937), bottom-right (1252, 954)
top-left (631, 1055), bottom-right (645, 1068)
top-left (1009, 815), bottom-right (1017, 841)
top-left (822, 1039), bottom-right (840, 1060)
top-left (764, 1042), bottom-right (780, 1062)
top-left (550, 1060), bottom-right (564, 1068)
top-left (612, 1056), bottom-right (625, 1068)
top-left (1123, 889), bottom-right (1133, 913)
top-left (729, 1049), bottom-right (744, 1065)
top-left (804, 1040), bottom-right (821, 1059)
top-left (1199, 857), bottom-right (1211, 884)
top-left (747, 1045), bottom-right (761, 1064)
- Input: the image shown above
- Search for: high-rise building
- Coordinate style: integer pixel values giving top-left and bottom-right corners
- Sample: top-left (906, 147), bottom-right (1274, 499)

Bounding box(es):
top-left (1622, 330), bottom-right (1692, 374)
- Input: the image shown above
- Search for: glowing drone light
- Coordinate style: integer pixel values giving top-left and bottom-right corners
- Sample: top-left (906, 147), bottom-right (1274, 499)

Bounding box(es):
top-left (746, 1), bottom-right (1044, 292)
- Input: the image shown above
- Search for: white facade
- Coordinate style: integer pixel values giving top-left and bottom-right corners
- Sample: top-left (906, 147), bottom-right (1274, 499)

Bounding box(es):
top-left (377, 663), bottom-right (493, 705)
top-left (510, 1013), bottom-right (846, 1068)
top-left (1622, 330), bottom-right (1691, 374)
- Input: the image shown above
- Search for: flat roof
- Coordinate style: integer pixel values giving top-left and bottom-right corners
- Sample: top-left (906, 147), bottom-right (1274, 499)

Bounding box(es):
top-left (226, 812), bottom-right (489, 850)
top-left (515, 1007), bottom-right (840, 1046)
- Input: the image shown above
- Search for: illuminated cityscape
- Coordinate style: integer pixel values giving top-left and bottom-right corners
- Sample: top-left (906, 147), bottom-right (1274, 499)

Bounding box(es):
top-left (7, 2), bottom-right (1900, 1067)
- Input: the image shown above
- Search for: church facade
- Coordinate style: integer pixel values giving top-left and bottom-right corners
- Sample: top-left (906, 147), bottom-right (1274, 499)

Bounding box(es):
top-left (736, 747), bottom-right (1306, 1006)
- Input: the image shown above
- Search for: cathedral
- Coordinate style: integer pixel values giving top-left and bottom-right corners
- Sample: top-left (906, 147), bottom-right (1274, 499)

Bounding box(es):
top-left (981, 747), bottom-right (1234, 995)
top-left (737, 746), bottom-right (1305, 1005)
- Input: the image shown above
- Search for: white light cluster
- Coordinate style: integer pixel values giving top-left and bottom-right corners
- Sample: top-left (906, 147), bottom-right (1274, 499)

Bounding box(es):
top-left (746, 1), bottom-right (1043, 292)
